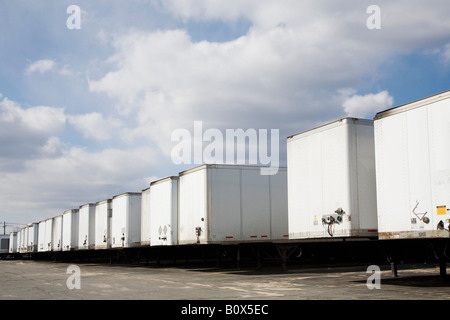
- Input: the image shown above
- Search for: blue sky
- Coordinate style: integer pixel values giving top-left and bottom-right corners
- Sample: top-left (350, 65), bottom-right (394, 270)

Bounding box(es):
top-left (1, 0), bottom-right (450, 225)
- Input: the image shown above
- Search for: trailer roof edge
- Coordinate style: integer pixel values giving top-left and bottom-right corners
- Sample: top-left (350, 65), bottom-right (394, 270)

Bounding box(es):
top-left (374, 90), bottom-right (450, 120)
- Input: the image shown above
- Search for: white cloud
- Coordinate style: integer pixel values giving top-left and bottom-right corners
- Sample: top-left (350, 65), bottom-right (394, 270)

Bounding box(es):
top-left (61, 2), bottom-right (450, 157)
top-left (0, 99), bottom-right (65, 137)
top-left (25, 59), bottom-right (74, 76)
top-left (58, 64), bottom-right (73, 76)
top-left (0, 145), bottom-right (158, 222)
top-left (20, 105), bottom-right (66, 134)
top-left (88, 1), bottom-right (450, 161)
top-left (89, 26), bottom-right (350, 152)
top-left (25, 59), bottom-right (57, 74)
top-left (440, 43), bottom-right (450, 65)
top-left (158, 0), bottom-right (260, 22)
top-left (0, 94), bottom-right (159, 222)
top-left (89, 3), bottom-right (389, 155)
top-left (0, 95), bottom-right (66, 162)
top-left (68, 112), bottom-right (123, 141)
top-left (342, 90), bottom-right (394, 118)
top-left (41, 136), bottom-right (64, 156)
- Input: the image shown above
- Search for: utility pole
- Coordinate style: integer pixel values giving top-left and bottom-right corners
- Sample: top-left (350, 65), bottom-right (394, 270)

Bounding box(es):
top-left (1, 222), bottom-right (27, 235)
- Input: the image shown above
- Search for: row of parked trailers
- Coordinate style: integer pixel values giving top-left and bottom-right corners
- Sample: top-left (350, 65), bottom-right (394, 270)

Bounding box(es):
top-left (9, 164), bottom-right (289, 254)
top-left (288, 90), bottom-right (450, 241)
top-left (5, 90), bottom-right (450, 271)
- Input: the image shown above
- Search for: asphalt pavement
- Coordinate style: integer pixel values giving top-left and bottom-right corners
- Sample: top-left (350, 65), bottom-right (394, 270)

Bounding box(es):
top-left (0, 259), bottom-right (448, 301)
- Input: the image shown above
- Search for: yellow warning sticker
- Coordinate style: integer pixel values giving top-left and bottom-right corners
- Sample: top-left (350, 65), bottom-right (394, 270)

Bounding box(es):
top-left (437, 206), bottom-right (447, 215)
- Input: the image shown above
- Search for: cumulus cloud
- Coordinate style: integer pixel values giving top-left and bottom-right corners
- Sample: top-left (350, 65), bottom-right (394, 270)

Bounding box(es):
top-left (68, 112), bottom-right (123, 141)
top-left (87, 0), bottom-right (450, 163)
top-left (41, 136), bottom-right (64, 156)
top-left (25, 59), bottom-right (57, 74)
top-left (88, 2), bottom-right (389, 155)
top-left (0, 95), bottom-right (159, 221)
top-left (0, 97), bottom-right (65, 136)
top-left (342, 90), bottom-right (394, 118)
top-left (158, 0), bottom-right (260, 22)
top-left (0, 145), bottom-right (158, 222)
top-left (88, 25), bottom-right (357, 156)
top-left (439, 43), bottom-right (450, 65)
top-left (25, 59), bottom-right (73, 76)
top-left (0, 95), bottom-right (66, 163)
